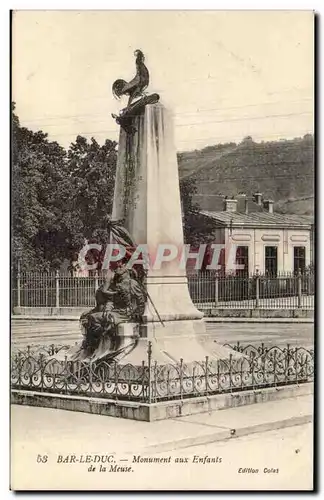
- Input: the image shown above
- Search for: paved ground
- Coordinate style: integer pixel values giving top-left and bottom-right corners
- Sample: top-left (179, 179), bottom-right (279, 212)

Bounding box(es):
top-left (11, 318), bottom-right (314, 351)
top-left (10, 396), bottom-right (313, 491)
top-left (149, 424), bottom-right (313, 490)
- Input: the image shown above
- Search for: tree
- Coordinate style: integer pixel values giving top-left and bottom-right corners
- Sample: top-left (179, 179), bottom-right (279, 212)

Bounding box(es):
top-left (241, 136), bottom-right (254, 144)
top-left (65, 135), bottom-right (117, 242)
top-left (12, 102), bottom-right (119, 271)
top-left (179, 176), bottom-right (215, 245)
top-left (61, 135), bottom-right (118, 269)
top-left (11, 103), bottom-right (67, 271)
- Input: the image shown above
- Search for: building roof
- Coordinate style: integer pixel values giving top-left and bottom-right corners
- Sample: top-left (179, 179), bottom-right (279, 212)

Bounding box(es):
top-left (193, 194), bottom-right (264, 213)
top-left (200, 210), bottom-right (314, 228)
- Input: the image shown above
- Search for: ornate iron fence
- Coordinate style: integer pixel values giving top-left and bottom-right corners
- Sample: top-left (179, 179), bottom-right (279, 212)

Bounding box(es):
top-left (11, 342), bottom-right (314, 403)
top-left (11, 270), bottom-right (314, 310)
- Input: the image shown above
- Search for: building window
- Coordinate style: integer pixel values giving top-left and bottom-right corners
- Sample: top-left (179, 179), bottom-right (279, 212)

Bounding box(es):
top-left (294, 246), bottom-right (306, 274)
top-left (236, 246), bottom-right (249, 276)
top-left (265, 246), bottom-right (277, 276)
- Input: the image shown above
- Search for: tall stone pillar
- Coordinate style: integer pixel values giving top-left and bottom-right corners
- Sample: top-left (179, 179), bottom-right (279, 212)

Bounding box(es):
top-left (112, 103), bottom-right (232, 363)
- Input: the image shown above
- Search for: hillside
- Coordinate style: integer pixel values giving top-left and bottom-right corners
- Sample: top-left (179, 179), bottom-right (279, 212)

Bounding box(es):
top-left (178, 135), bottom-right (314, 215)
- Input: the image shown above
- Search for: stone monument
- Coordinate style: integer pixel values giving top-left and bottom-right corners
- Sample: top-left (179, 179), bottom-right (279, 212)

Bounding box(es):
top-left (108, 50), bottom-right (236, 365)
top-left (11, 50), bottom-right (247, 423)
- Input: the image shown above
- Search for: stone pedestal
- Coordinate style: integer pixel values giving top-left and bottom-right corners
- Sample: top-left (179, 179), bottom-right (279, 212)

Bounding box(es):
top-left (112, 103), bottom-right (233, 364)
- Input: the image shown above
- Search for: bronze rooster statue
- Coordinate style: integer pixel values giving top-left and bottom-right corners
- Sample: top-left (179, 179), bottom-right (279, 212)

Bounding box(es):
top-left (112, 50), bottom-right (149, 107)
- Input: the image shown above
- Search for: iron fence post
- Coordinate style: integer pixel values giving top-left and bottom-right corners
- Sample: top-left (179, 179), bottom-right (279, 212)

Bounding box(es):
top-left (141, 360), bottom-right (146, 402)
top-left (63, 355), bottom-right (68, 394)
top-left (229, 354), bottom-right (233, 392)
top-left (147, 341), bottom-right (152, 404)
top-left (286, 344), bottom-right (290, 383)
top-left (89, 361), bottom-right (93, 391)
top-left (39, 353), bottom-right (44, 392)
top-left (261, 349), bottom-right (266, 387)
top-left (179, 358), bottom-right (183, 399)
top-left (95, 270), bottom-right (99, 293)
top-left (113, 360), bottom-right (118, 399)
top-left (255, 271), bottom-right (260, 309)
top-left (17, 267), bottom-right (21, 308)
top-left (17, 351), bottom-right (22, 387)
top-left (45, 274), bottom-right (48, 307)
top-left (55, 270), bottom-right (60, 308)
top-left (205, 356), bottom-right (209, 396)
top-left (295, 347), bottom-right (299, 384)
top-left (297, 271), bottom-right (302, 308)
top-left (251, 352), bottom-right (255, 389)
top-left (240, 356), bottom-right (244, 389)
top-left (304, 354), bottom-right (309, 382)
top-left (214, 276), bottom-right (219, 308)
top-left (273, 349), bottom-right (277, 386)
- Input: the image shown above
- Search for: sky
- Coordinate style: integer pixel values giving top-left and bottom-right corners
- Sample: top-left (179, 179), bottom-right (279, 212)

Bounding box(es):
top-left (12, 10), bottom-right (314, 151)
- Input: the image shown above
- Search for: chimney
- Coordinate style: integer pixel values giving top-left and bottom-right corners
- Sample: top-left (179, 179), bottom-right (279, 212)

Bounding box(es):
top-left (224, 197), bottom-right (237, 212)
top-left (244, 198), bottom-right (249, 214)
top-left (263, 199), bottom-right (274, 214)
top-left (238, 193), bottom-right (248, 214)
top-left (253, 193), bottom-right (262, 206)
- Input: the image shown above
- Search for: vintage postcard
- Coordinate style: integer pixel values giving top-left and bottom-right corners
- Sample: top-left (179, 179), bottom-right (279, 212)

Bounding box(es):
top-left (11, 10), bottom-right (314, 491)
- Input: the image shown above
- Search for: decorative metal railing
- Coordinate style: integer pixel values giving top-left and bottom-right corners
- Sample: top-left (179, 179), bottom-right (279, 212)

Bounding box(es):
top-left (11, 343), bottom-right (314, 403)
top-left (11, 270), bottom-right (314, 311)
top-left (187, 271), bottom-right (315, 310)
